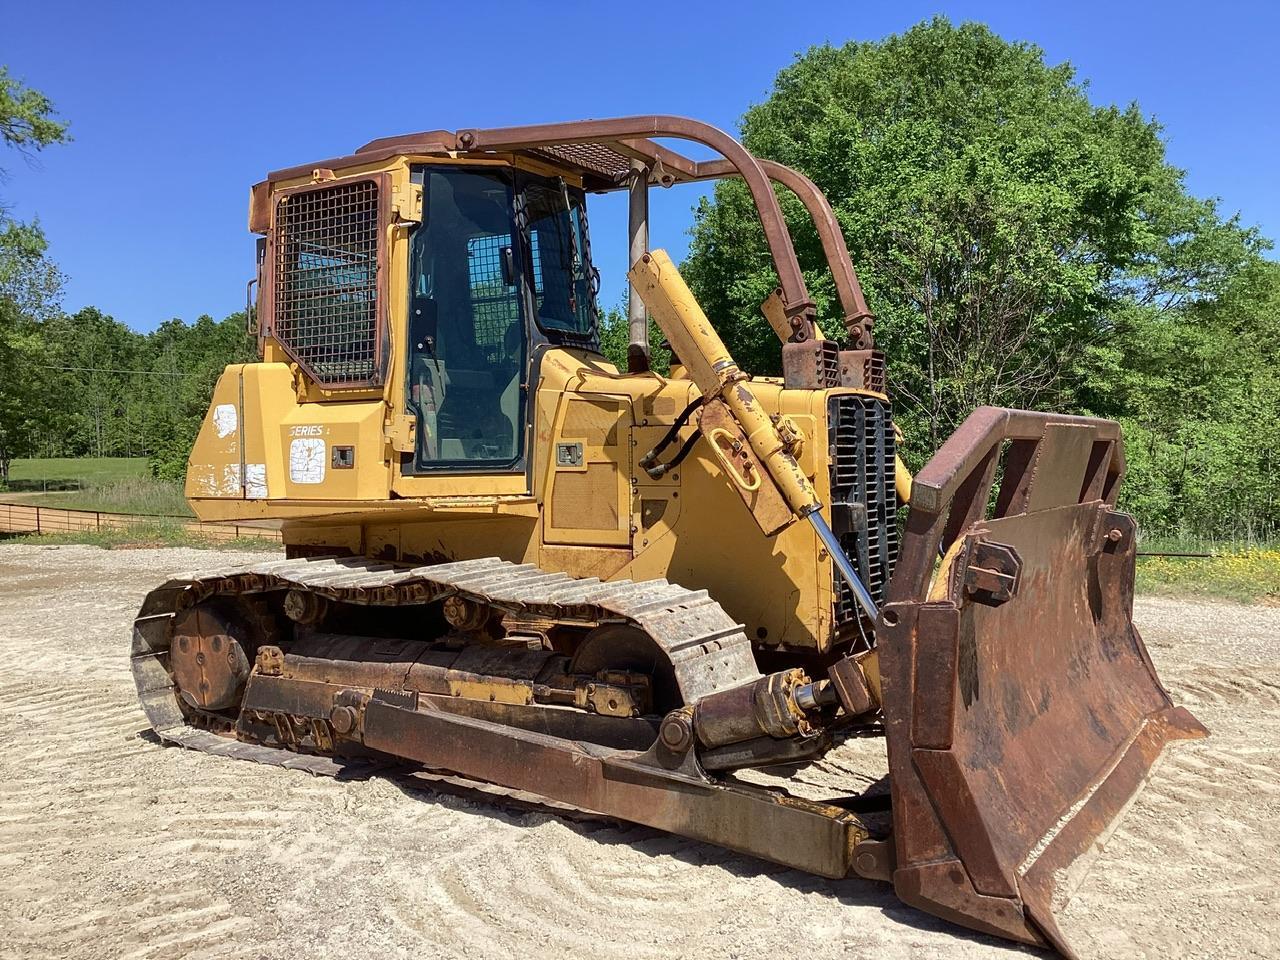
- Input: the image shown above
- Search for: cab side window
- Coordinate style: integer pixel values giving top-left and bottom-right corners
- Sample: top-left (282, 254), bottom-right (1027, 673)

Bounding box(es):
top-left (523, 177), bottom-right (596, 337)
top-left (406, 168), bottom-right (527, 472)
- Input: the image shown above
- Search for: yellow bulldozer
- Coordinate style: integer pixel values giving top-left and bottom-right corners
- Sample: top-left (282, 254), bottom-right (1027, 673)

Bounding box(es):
top-left (131, 116), bottom-right (1205, 956)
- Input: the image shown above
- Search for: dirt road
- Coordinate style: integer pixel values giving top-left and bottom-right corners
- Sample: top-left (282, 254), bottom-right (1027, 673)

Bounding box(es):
top-left (1, 544), bottom-right (1276, 959)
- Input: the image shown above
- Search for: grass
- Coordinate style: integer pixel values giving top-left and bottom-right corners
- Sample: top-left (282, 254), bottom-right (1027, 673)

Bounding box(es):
top-left (7, 457), bottom-right (149, 489)
top-left (2, 457), bottom-right (273, 547)
top-left (1, 518), bottom-right (280, 552)
top-left (17, 476), bottom-right (194, 517)
top-left (3, 458), bottom-right (194, 517)
top-left (1136, 534), bottom-right (1280, 604)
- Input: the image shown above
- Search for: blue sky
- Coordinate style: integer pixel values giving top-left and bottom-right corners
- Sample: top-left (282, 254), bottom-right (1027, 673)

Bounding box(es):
top-left (3, 0), bottom-right (1277, 332)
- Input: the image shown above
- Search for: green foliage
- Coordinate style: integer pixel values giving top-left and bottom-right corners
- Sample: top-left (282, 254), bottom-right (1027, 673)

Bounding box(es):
top-left (1110, 260), bottom-right (1280, 539)
top-left (15, 309), bottom-right (256, 479)
top-left (141, 312), bottom-right (257, 479)
top-left (685, 18), bottom-right (1263, 453)
top-left (0, 67), bottom-right (249, 489)
top-left (684, 17), bottom-right (1273, 538)
top-left (0, 224), bottom-right (64, 485)
top-left (0, 67), bottom-right (69, 157)
top-left (0, 68), bottom-right (68, 485)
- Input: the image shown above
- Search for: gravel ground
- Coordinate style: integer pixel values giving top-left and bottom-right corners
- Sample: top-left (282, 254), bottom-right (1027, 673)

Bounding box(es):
top-left (1, 544), bottom-right (1276, 960)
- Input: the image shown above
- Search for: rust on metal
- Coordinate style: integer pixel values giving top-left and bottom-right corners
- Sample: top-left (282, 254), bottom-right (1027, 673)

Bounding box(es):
top-left (827, 655), bottom-right (877, 716)
top-left (878, 406), bottom-right (1208, 957)
top-left (700, 156), bottom-right (875, 345)
top-left (358, 693), bottom-right (869, 878)
top-left (169, 605), bottom-right (251, 711)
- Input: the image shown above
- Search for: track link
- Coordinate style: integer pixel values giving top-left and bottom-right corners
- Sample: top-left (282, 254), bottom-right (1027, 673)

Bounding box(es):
top-left (131, 555), bottom-right (763, 790)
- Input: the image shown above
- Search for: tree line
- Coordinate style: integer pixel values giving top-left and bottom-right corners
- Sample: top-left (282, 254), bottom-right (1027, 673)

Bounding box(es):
top-left (0, 67), bottom-right (253, 485)
top-left (679, 18), bottom-right (1279, 542)
top-left (2, 307), bottom-right (254, 482)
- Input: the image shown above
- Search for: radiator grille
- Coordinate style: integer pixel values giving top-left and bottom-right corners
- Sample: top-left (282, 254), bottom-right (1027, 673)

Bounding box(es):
top-left (828, 395), bottom-right (897, 624)
top-left (273, 180), bottom-right (382, 386)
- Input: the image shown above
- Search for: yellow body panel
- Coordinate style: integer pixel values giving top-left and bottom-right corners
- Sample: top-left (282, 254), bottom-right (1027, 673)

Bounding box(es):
top-left (186, 340), bottom-right (878, 652)
top-left (187, 153), bottom-right (899, 653)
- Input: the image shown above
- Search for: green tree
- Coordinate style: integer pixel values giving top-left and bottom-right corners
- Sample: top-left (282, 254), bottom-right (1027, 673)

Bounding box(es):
top-left (41, 307), bottom-right (146, 457)
top-left (0, 224), bottom-right (66, 483)
top-left (0, 67), bottom-right (69, 159)
top-left (144, 312), bottom-right (255, 481)
top-left (1113, 260), bottom-right (1280, 539)
top-left (0, 68), bottom-right (68, 484)
top-left (684, 18), bottom-right (1263, 462)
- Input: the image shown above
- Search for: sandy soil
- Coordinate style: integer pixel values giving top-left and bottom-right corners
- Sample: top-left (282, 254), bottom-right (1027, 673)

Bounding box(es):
top-left (1, 543), bottom-right (1276, 960)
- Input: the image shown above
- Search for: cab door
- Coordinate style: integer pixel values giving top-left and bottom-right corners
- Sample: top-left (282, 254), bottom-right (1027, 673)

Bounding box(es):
top-left (393, 164), bottom-right (531, 498)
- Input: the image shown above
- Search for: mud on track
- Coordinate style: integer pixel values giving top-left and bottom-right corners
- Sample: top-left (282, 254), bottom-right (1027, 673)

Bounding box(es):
top-left (1, 544), bottom-right (1277, 959)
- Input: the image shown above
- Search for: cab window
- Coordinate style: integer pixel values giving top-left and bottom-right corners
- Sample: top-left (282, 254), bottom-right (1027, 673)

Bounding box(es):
top-left (405, 167), bottom-right (526, 472)
top-left (522, 176), bottom-right (596, 337)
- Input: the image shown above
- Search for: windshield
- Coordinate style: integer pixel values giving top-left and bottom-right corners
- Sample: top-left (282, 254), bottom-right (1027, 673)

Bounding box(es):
top-left (521, 174), bottom-right (596, 337)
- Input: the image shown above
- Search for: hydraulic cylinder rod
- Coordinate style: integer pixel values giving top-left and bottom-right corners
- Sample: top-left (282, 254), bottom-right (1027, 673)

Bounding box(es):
top-left (810, 512), bottom-right (880, 621)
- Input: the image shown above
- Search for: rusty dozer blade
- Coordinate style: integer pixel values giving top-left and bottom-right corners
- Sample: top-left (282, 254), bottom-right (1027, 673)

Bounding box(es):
top-left (877, 408), bottom-right (1206, 958)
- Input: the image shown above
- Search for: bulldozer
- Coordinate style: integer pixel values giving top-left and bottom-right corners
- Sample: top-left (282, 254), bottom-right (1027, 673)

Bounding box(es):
top-left (131, 115), bottom-right (1205, 957)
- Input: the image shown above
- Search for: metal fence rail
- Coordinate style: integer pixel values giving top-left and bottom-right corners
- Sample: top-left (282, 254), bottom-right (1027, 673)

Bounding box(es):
top-left (0, 501), bottom-right (283, 544)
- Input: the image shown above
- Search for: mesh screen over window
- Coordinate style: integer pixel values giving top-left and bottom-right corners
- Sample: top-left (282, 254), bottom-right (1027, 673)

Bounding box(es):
top-left (273, 180), bottom-right (382, 385)
top-left (467, 234), bottom-right (520, 366)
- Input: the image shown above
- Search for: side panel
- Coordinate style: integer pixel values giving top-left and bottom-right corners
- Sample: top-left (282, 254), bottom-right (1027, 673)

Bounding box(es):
top-left (276, 397), bottom-right (388, 501)
top-left (527, 352), bottom-right (842, 651)
top-left (621, 387), bottom-right (832, 651)
top-left (186, 365), bottom-right (249, 503)
top-left (187, 361), bottom-right (390, 511)
top-left (542, 394), bottom-right (633, 547)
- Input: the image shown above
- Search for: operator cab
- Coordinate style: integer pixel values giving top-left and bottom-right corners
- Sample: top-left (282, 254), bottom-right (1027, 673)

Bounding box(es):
top-left (404, 164), bottom-right (598, 474)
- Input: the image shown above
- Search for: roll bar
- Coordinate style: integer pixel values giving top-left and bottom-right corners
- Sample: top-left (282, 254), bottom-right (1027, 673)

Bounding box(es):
top-left (697, 157), bottom-right (874, 347)
top-left (454, 116), bottom-right (821, 340)
top-left (273, 115), bottom-right (877, 364)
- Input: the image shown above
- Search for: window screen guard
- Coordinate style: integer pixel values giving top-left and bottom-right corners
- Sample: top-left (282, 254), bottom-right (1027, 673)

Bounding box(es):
top-left (269, 177), bottom-right (387, 387)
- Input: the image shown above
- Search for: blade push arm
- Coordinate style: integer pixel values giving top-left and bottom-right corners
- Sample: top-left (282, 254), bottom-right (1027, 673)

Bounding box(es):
top-left (628, 250), bottom-right (879, 620)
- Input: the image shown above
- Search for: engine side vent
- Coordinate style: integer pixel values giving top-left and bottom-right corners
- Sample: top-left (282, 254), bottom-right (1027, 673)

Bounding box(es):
top-left (272, 179), bottom-right (384, 387)
top-left (828, 395), bottom-right (897, 626)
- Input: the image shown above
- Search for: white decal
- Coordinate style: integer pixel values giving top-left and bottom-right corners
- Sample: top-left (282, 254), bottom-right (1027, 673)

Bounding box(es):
top-left (289, 438), bottom-right (326, 484)
top-left (290, 424), bottom-right (324, 437)
top-left (245, 463), bottom-right (268, 500)
top-left (191, 467), bottom-right (219, 496)
top-left (213, 404), bottom-right (238, 439)
top-left (221, 463), bottom-right (242, 495)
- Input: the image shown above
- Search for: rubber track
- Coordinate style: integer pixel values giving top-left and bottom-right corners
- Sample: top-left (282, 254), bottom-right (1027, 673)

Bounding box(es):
top-left (130, 555), bottom-right (763, 788)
